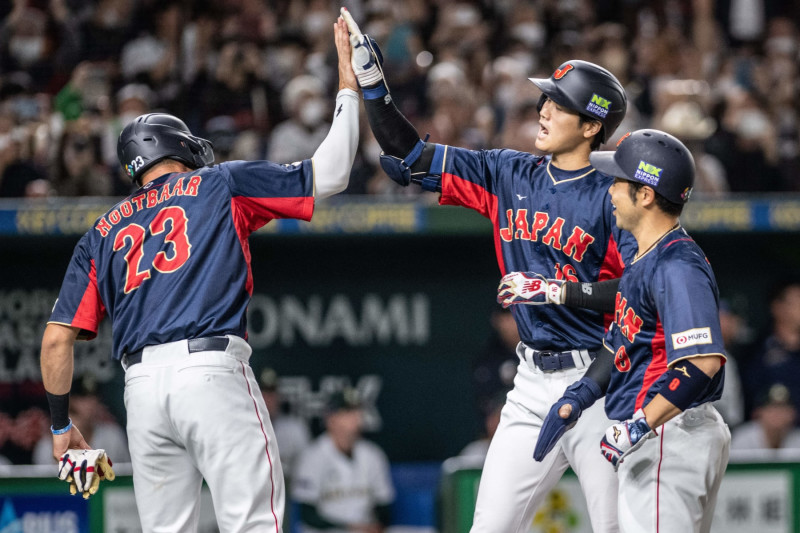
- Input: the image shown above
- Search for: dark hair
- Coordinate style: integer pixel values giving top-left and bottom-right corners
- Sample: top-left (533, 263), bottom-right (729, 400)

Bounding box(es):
top-left (627, 181), bottom-right (683, 216)
top-left (767, 278), bottom-right (800, 305)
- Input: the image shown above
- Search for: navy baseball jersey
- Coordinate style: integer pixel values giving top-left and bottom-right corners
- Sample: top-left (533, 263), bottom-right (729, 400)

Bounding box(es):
top-left (603, 227), bottom-right (726, 421)
top-left (48, 160), bottom-right (314, 359)
top-left (432, 144), bottom-right (636, 349)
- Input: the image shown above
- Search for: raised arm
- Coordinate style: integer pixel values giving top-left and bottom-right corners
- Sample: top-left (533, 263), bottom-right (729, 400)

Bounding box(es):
top-left (311, 16), bottom-right (361, 199)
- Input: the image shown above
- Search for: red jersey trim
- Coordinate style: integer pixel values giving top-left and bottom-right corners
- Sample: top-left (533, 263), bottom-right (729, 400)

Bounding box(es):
top-left (635, 316), bottom-right (667, 411)
top-left (599, 234), bottom-right (624, 330)
top-left (439, 172), bottom-right (505, 273)
top-left (232, 195), bottom-right (315, 234)
top-left (230, 199), bottom-right (255, 295)
top-left (67, 259), bottom-right (105, 339)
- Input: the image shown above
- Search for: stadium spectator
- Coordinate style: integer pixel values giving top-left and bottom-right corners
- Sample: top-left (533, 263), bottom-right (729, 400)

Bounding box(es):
top-left (731, 383), bottom-right (800, 451)
top-left (259, 368), bottom-right (311, 483)
top-left (293, 388), bottom-right (394, 533)
top-left (0, 1), bottom-right (797, 197)
top-left (741, 280), bottom-right (800, 419)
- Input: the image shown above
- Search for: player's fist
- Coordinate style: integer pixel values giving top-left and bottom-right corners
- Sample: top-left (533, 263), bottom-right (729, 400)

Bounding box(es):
top-left (57, 448), bottom-right (115, 499)
top-left (533, 377), bottom-right (603, 461)
top-left (600, 409), bottom-right (655, 470)
top-left (340, 7), bottom-right (385, 88)
top-left (497, 272), bottom-right (564, 308)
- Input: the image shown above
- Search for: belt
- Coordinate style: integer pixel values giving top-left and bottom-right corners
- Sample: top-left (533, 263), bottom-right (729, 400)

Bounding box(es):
top-left (529, 348), bottom-right (597, 372)
top-left (122, 337), bottom-right (230, 368)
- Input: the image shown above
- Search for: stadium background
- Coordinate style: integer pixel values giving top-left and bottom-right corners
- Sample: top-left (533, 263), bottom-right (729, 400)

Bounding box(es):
top-left (1, 0), bottom-right (799, 531)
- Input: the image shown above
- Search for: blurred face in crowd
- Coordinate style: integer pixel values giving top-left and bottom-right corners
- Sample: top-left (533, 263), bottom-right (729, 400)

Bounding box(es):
top-left (535, 97), bottom-right (600, 156)
top-left (326, 408), bottom-right (363, 455)
top-left (756, 402), bottom-right (797, 444)
top-left (772, 285), bottom-right (800, 332)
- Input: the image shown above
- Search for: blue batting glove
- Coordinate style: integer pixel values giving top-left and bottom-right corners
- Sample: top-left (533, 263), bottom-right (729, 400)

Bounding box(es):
top-left (534, 377), bottom-right (603, 461)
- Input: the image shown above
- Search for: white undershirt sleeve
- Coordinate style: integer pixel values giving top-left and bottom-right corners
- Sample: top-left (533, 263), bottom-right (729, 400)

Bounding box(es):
top-left (311, 88), bottom-right (360, 199)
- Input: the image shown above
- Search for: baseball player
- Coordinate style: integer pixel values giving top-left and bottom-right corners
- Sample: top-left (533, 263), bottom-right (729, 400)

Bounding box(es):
top-left (292, 388), bottom-right (395, 533)
top-left (40, 17), bottom-right (360, 532)
top-left (339, 9), bottom-right (634, 532)
top-left (532, 130), bottom-right (731, 532)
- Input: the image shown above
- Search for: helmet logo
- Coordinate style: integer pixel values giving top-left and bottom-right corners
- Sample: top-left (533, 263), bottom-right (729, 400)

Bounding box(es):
top-left (634, 161), bottom-right (662, 186)
top-left (586, 93), bottom-right (611, 118)
top-left (616, 132), bottom-right (631, 146)
top-left (553, 64), bottom-right (574, 80)
top-left (681, 187), bottom-right (693, 202)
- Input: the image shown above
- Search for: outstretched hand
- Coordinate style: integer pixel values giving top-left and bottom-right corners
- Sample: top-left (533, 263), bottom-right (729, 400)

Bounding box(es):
top-left (334, 16), bottom-right (359, 92)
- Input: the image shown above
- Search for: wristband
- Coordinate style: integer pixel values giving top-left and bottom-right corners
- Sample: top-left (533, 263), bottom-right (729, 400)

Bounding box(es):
top-left (51, 418), bottom-right (73, 435)
top-left (657, 360), bottom-right (712, 411)
top-left (46, 390), bottom-right (70, 430)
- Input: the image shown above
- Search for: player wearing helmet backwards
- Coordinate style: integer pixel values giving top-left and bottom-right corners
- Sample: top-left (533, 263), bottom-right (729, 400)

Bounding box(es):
top-left (40, 17), bottom-right (359, 532)
top-left (533, 130), bottom-right (730, 533)
top-left (339, 9), bottom-right (635, 532)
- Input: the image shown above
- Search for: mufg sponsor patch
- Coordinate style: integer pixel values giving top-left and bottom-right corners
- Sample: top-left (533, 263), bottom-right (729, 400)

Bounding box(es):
top-left (634, 161), bottom-right (663, 186)
top-left (585, 93), bottom-right (611, 118)
top-left (671, 327), bottom-right (712, 349)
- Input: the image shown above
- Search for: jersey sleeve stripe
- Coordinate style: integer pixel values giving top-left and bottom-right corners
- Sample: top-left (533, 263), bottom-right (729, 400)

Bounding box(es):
top-left (635, 316), bottom-right (667, 411)
top-left (67, 258), bottom-right (105, 339)
top-left (598, 234), bottom-right (624, 329)
top-left (231, 195), bottom-right (314, 234)
top-left (438, 172), bottom-right (505, 273)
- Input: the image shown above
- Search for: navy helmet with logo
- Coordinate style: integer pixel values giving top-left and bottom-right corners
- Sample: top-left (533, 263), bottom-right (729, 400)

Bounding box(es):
top-left (117, 113), bottom-right (214, 183)
top-left (589, 129), bottom-right (696, 204)
top-left (529, 60), bottom-right (627, 143)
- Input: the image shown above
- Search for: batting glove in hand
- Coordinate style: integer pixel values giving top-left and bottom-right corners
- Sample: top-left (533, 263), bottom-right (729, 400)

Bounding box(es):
top-left (340, 7), bottom-right (385, 88)
top-left (497, 272), bottom-right (564, 308)
top-left (533, 377), bottom-right (603, 461)
top-left (58, 448), bottom-right (115, 499)
top-left (600, 409), bottom-right (656, 470)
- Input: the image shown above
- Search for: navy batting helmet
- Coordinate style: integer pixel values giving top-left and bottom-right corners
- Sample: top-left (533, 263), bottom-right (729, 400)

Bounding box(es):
top-left (529, 60), bottom-right (627, 143)
top-left (589, 129), bottom-right (696, 204)
top-left (117, 113), bottom-right (215, 182)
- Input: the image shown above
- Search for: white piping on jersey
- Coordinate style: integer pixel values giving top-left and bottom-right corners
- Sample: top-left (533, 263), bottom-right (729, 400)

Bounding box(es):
top-left (546, 159), bottom-right (596, 185)
top-left (631, 223), bottom-right (681, 264)
top-left (440, 145), bottom-right (448, 175)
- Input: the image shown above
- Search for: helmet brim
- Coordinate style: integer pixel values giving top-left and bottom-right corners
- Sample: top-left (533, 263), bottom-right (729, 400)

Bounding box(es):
top-left (590, 151), bottom-right (630, 181)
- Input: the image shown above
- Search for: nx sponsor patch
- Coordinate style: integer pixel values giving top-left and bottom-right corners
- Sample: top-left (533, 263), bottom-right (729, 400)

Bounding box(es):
top-left (634, 160), bottom-right (663, 186)
top-left (671, 327), bottom-right (712, 349)
top-left (585, 93), bottom-right (611, 118)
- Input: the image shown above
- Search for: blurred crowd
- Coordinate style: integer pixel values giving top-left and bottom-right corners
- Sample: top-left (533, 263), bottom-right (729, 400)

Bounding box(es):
top-left (1, 0), bottom-right (799, 198)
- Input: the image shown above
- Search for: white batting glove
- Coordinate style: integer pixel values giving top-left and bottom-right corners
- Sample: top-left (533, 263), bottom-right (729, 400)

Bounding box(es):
top-left (58, 448), bottom-right (115, 499)
top-left (600, 409), bottom-right (656, 471)
top-left (497, 272), bottom-right (565, 308)
top-left (340, 7), bottom-right (385, 88)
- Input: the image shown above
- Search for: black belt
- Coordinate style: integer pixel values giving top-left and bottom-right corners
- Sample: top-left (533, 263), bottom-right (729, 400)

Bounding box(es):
top-left (122, 337), bottom-right (230, 368)
top-left (530, 349), bottom-right (597, 372)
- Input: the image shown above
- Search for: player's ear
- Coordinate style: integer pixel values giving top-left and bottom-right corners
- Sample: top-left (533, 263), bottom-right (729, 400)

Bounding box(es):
top-left (582, 119), bottom-right (602, 140)
top-left (640, 186), bottom-right (657, 207)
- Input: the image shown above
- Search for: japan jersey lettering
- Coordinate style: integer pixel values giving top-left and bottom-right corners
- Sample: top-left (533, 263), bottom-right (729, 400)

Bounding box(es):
top-left (49, 160), bottom-right (315, 359)
top-left (433, 144), bottom-right (636, 349)
top-left (603, 227), bottom-right (726, 420)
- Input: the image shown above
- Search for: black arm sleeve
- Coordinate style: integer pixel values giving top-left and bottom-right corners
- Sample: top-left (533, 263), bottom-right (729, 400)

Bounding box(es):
top-left (298, 503), bottom-right (345, 530)
top-left (585, 346), bottom-right (615, 394)
top-left (375, 503), bottom-right (392, 527)
top-left (364, 98), bottom-right (435, 174)
top-left (562, 278), bottom-right (620, 313)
